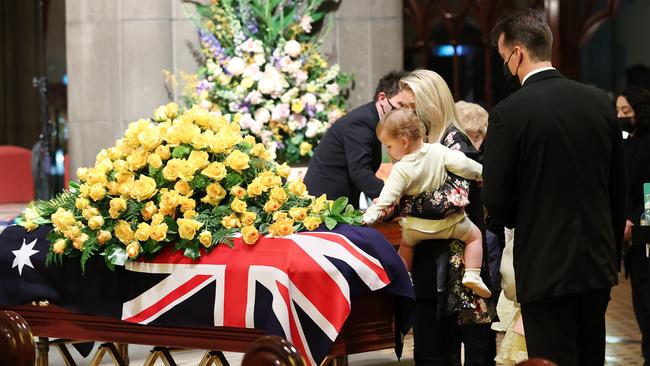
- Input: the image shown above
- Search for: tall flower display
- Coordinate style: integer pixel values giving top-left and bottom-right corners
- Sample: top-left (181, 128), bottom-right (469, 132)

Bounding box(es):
top-left (183, 0), bottom-right (351, 164)
top-left (17, 103), bottom-right (362, 269)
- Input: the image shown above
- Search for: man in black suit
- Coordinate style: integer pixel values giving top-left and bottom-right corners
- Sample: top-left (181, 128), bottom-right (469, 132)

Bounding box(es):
top-left (483, 10), bottom-right (626, 365)
top-left (304, 71), bottom-right (413, 208)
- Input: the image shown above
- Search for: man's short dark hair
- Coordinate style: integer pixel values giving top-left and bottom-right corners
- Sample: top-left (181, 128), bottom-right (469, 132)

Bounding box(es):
top-left (373, 70), bottom-right (408, 102)
top-left (491, 9), bottom-right (553, 62)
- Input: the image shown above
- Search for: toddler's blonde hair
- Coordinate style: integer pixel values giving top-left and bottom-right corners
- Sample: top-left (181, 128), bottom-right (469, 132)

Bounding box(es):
top-left (377, 108), bottom-right (426, 141)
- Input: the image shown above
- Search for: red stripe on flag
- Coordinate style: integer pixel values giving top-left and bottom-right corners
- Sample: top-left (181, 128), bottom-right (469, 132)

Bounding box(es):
top-left (276, 280), bottom-right (309, 361)
top-left (124, 274), bottom-right (213, 324)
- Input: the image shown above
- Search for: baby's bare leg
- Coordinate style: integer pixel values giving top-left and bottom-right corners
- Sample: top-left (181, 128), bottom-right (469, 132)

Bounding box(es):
top-left (452, 219), bottom-right (491, 298)
top-left (461, 224), bottom-right (483, 269)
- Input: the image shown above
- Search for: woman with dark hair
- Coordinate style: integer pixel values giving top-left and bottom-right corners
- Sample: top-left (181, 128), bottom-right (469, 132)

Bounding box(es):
top-left (617, 86), bottom-right (650, 365)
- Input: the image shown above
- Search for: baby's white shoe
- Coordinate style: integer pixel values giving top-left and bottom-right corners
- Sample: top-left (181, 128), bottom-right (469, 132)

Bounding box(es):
top-left (462, 268), bottom-right (492, 298)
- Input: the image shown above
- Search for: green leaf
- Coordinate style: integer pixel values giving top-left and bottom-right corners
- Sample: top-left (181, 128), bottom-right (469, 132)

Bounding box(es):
top-left (107, 246), bottom-right (128, 267)
top-left (190, 174), bottom-right (210, 191)
top-left (194, 4), bottom-right (213, 18)
top-left (311, 11), bottom-right (325, 22)
top-left (172, 144), bottom-right (192, 159)
top-left (324, 216), bottom-right (338, 230)
top-left (331, 197), bottom-right (348, 215)
top-left (184, 245), bottom-right (201, 260)
top-left (290, 135), bottom-right (304, 144)
top-left (344, 204), bottom-right (354, 215)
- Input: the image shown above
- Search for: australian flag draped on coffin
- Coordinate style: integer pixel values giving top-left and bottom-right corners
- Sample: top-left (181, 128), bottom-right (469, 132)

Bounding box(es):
top-left (0, 224), bottom-right (413, 365)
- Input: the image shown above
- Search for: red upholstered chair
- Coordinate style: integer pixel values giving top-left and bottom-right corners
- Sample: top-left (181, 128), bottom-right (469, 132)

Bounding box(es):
top-left (0, 146), bottom-right (35, 204)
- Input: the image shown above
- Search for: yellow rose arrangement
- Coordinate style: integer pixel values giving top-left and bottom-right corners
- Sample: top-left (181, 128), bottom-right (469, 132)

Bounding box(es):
top-left (17, 104), bottom-right (362, 269)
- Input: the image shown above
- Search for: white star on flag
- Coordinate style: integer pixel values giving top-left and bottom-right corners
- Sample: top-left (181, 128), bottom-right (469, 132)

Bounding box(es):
top-left (12, 238), bottom-right (39, 275)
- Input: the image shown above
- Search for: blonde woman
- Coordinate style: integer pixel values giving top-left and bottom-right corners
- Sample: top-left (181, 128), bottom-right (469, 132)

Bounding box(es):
top-left (400, 70), bottom-right (496, 364)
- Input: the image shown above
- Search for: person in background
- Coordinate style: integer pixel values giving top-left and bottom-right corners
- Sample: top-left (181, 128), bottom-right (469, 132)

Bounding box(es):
top-left (617, 86), bottom-right (650, 365)
top-left (483, 9), bottom-right (626, 365)
top-left (454, 101), bottom-right (489, 152)
top-left (304, 70), bottom-right (413, 208)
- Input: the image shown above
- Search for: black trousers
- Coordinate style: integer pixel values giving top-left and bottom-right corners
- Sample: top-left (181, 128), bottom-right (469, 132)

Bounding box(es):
top-left (628, 244), bottom-right (650, 366)
top-left (520, 288), bottom-right (611, 366)
top-left (413, 298), bottom-right (496, 366)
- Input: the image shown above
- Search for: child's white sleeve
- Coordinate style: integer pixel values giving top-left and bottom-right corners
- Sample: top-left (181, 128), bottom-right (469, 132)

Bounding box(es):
top-left (443, 148), bottom-right (482, 180)
top-left (362, 165), bottom-right (408, 224)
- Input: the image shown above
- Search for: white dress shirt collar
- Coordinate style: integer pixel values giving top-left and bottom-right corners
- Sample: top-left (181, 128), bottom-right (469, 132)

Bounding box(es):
top-left (522, 66), bottom-right (556, 85)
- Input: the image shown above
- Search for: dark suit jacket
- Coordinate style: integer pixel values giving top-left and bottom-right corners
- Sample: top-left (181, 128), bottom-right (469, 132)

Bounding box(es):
top-left (624, 133), bottom-right (650, 231)
top-left (304, 102), bottom-right (384, 208)
top-left (482, 69), bottom-right (626, 304)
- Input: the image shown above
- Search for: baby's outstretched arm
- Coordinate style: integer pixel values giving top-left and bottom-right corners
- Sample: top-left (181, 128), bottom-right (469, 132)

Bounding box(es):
top-left (362, 166), bottom-right (408, 224)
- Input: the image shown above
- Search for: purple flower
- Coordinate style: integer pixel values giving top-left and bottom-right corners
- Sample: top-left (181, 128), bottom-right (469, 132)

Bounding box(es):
top-left (199, 30), bottom-right (225, 60)
top-left (196, 79), bottom-right (215, 94)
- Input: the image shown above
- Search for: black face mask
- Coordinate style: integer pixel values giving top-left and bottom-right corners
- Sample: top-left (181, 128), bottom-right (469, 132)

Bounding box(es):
top-left (618, 117), bottom-right (634, 133)
top-left (503, 50), bottom-right (521, 90)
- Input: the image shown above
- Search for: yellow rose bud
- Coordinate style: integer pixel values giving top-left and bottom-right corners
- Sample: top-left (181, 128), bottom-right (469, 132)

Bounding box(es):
top-left (303, 216), bottom-right (322, 231)
top-left (243, 135), bottom-right (256, 145)
top-left (289, 207), bottom-right (308, 222)
top-left (130, 175), bottom-right (158, 202)
top-left (288, 180), bottom-right (307, 197)
top-left (114, 220), bottom-right (135, 244)
top-left (64, 225), bottom-right (81, 240)
top-left (150, 223), bottom-right (168, 241)
top-left (230, 186), bottom-right (246, 199)
top-left (241, 211), bottom-right (257, 226)
top-left (141, 201), bottom-right (158, 221)
top-left (53, 239), bottom-right (67, 254)
top-left (270, 187), bottom-right (288, 203)
top-left (276, 163), bottom-right (291, 178)
top-left (183, 208), bottom-right (198, 219)
top-left (153, 105), bottom-right (168, 122)
top-left (165, 102), bottom-right (179, 119)
top-left (76, 167), bottom-right (89, 181)
top-left (206, 183), bottom-right (227, 200)
top-left (155, 145), bottom-right (171, 160)
top-left (199, 230), bottom-right (213, 248)
top-left (97, 230), bottom-right (112, 245)
top-left (250, 143), bottom-right (266, 158)
top-left (72, 233), bottom-right (89, 250)
top-left (151, 213), bottom-right (165, 225)
top-left (88, 216), bottom-right (104, 230)
top-left (221, 213), bottom-right (241, 229)
top-left (225, 150), bottom-right (250, 173)
top-left (52, 208), bottom-right (76, 231)
top-left (230, 198), bottom-right (247, 214)
top-left (264, 199), bottom-right (281, 213)
top-left (89, 183), bottom-right (106, 201)
top-left (23, 220), bottom-right (38, 232)
top-left (273, 212), bottom-right (288, 221)
top-left (75, 198), bottom-right (90, 210)
top-left (201, 162), bottom-right (227, 181)
top-left (188, 150), bottom-right (210, 170)
top-left (126, 241), bottom-right (141, 259)
top-left (135, 222), bottom-right (151, 242)
top-left (299, 141), bottom-right (313, 156)
top-left (174, 180), bottom-right (194, 197)
top-left (241, 226), bottom-right (260, 245)
top-left (159, 189), bottom-right (180, 210)
top-left (177, 218), bottom-right (203, 240)
top-left (127, 149), bottom-right (148, 171)
top-left (147, 153), bottom-right (163, 169)
top-left (310, 194), bottom-right (328, 213)
top-left (269, 218), bottom-right (294, 237)
top-left (258, 171), bottom-right (281, 188)
top-left (82, 207), bottom-right (99, 220)
top-left (110, 197), bottom-right (127, 214)
top-left (113, 159), bottom-right (129, 172)
top-left (162, 158), bottom-right (182, 181)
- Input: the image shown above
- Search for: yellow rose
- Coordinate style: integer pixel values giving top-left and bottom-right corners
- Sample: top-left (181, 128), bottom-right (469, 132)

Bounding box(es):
top-left (153, 105), bottom-right (168, 122)
top-left (225, 150), bottom-right (250, 173)
top-left (269, 218), bottom-right (294, 237)
top-left (246, 181), bottom-right (265, 197)
top-left (303, 216), bottom-right (322, 231)
top-left (113, 159), bottom-right (129, 172)
top-left (230, 198), bottom-right (247, 214)
top-left (23, 220), bottom-right (38, 232)
top-left (135, 222), bottom-right (151, 242)
top-left (130, 175), bottom-right (158, 202)
top-left (126, 241), bottom-right (141, 259)
top-left (159, 189), bottom-right (180, 210)
top-left (188, 150), bottom-right (210, 170)
top-left (109, 197), bottom-right (127, 219)
top-left (89, 183), bottom-right (106, 201)
top-left (150, 223), bottom-right (168, 241)
top-left (162, 158), bottom-right (183, 181)
top-left (82, 207), bottom-right (99, 220)
top-left (206, 183), bottom-right (227, 200)
top-left (258, 171), bottom-right (281, 188)
top-left (64, 225), bottom-right (81, 240)
top-left (147, 153), bottom-right (163, 169)
top-left (127, 149), bottom-right (148, 171)
top-left (199, 230), bottom-right (213, 248)
top-left (230, 186), bottom-right (246, 199)
top-left (178, 197), bottom-right (196, 213)
top-left (52, 208), bottom-right (76, 231)
top-left (75, 198), bottom-right (90, 210)
top-left (115, 171), bottom-right (135, 184)
top-left (299, 141), bottom-right (313, 156)
top-left (289, 207), bottom-right (308, 222)
top-left (177, 218), bottom-right (203, 240)
top-left (288, 180), bottom-right (307, 197)
top-left (310, 194), bottom-right (328, 213)
top-left (165, 102), bottom-right (179, 119)
top-left (270, 187), bottom-right (288, 203)
top-left (85, 168), bottom-right (107, 185)
top-left (141, 201), bottom-right (158, 221)
top-left (174, 180), bottom-right (194, 197)
top-left (273, 212), bottom-right (288, 221)
top-left (151, 213), bottom-right (165, 225)
top-left (250, 143), bottom-right (266, 158)
top-left (264, 199), bottom-right (281, 213)
top-left (243, 135), bottom-right (256, 145)
top-left (155, 145), bottom-right (171, 160)
top-left (72, 233), bottom-right (89, 250)
top-left (114, 220), bottom-right (135, 244)
top-left (183, 209), bottom-right (198, 219)
top-left (88, 216), bottom-right (104, 230)
top-left (201, 162), bottom-right (227, 181)
top-left (53, 239), bottom-right (67, 254)
top-left (106, 181), bottom-right (119, 196)
top-left (76, 167), bottom-right (89, 181)
top-left (241, 226), bottom-right (260, 245)
top-left (291, 100), bottom-right (304, 114)
top-left (241, 211), bottom-right (257, 226)
top-left (276, 162), bottom-right (291, 178)
top-left (221, 213), bottom-right (241, 229)
top-left (97, 230), bottom-right (112, 245)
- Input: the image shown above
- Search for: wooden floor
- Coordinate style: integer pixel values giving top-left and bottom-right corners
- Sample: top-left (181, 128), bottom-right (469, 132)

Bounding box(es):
top-left (44, 274), bottom-right (643, 366)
